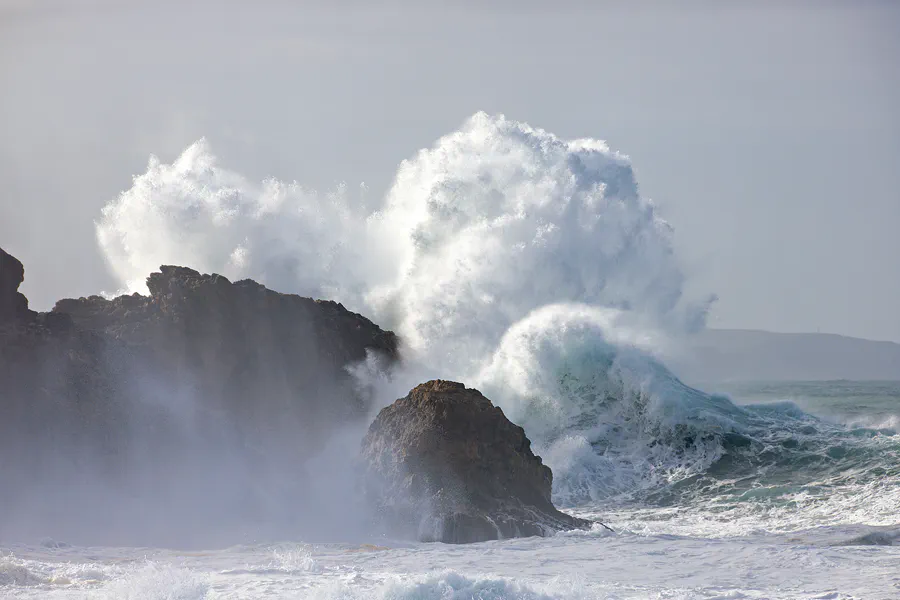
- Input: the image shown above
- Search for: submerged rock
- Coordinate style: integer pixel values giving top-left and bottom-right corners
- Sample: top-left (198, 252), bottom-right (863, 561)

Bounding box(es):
top-left (361, 380), bottom-right (591, 543)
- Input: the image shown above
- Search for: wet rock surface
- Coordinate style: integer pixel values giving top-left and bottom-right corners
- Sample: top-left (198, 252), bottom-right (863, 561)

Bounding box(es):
top-left (0, 247), bottom-right (398, 542)
top-left (52, 264), bottom-right (398, 435)
top-left (0, 247), bottom-right (32, 323)
top-left (361, 380), bottom-right (592, 543)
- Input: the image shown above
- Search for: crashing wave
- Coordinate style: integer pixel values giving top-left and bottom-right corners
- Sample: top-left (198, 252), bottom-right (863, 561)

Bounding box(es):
top-left (97, 112), bottom-right (712, 352)
top-left (95, 112), bottom-right (898, 524)
top-left (474, 304), bottom-right (741, 505)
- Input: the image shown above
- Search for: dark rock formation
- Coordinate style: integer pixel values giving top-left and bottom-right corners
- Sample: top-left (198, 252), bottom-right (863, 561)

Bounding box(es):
top-left (54, 266), bottom-right (397, 373)
top-left (52, 265), bottom-right (398, 448)
top-left (1, 250), bottom-right (129, 507)
top-left (2, 255), bottom-right (397, 446)
top-left (0, 247), bottom-right (32, 322)
top-left (0, 247), bottom-right (398, 544)
top-left (361, 380), bottom-right (591, 543)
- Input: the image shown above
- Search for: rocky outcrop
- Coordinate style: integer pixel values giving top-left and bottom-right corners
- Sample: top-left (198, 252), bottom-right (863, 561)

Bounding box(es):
top-left (361, 380), bottom-right (591, 543)
top-left (0, 247), bottom-right (399, 543)
top-left (52, 265), bottom-right (398, 441)
top-left (0, 247), bottom-right (32, 323)
top-left (1, 250), bottom-right (129, 497)
top-left (3, 254), bottom-right (398, 434)
top-left (54, 266), bottom-right (397, 373)
top-left (4, 247), bottom-right (587, 545)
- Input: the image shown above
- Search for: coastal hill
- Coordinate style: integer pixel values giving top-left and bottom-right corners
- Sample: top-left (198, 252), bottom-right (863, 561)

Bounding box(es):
top-left (668, 328), bottom-right (900, 383)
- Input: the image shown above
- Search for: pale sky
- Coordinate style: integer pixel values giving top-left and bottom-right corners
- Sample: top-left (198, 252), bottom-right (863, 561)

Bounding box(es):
top-left (1, 1), bottom-right (898, 341)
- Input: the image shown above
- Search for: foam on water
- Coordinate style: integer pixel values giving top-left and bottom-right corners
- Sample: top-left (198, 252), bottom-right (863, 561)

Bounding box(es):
top-left (220, 543), bottom-right (320, 576)
top-left (314, 571), bottom-right (588, 600)
top-left (98, 563), bottom-right (209, 600)
top-left (3, 536), bottom-right (897, 600)
top-left (0, 557), bottom-right (46, 586)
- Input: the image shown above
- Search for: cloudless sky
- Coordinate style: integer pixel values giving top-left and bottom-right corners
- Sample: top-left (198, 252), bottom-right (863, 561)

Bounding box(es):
top-left (2, 0), bottom-right (898, 341)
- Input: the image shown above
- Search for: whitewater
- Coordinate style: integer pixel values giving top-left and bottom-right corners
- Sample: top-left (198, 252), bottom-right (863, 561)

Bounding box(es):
top-left (3, 113), bottom-right (898, 599)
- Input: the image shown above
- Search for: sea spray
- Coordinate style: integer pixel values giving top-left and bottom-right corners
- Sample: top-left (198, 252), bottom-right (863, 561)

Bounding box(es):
top-left (94, 112), bottom-right (898, 529)
top-left (97, 112), bottom-right (713, 345)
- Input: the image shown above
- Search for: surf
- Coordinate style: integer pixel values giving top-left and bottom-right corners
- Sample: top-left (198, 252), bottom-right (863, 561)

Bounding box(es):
top-left (92, 112), bottom-right (900, 538)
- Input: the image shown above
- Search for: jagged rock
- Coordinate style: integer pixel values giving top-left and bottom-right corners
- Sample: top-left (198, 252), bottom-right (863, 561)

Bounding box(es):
top-left (0, 247), bottom-right (32, 323)
top-left (1, 250), bottom-right (129, 495)
top-left (55, 265), bottom-right (397, 369)
top-left (361, 380), bottom-right (591, 543)
top-left (0, 247), bottom-right (400, 543)
top-left (52, 265), bottom-right (399, 442)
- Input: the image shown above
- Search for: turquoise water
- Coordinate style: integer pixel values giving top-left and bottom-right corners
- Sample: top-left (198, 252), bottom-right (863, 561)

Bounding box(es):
top-left (711, 380), bottom-right (900, 430)
top-left (587, 380), bottom-right (900, 540)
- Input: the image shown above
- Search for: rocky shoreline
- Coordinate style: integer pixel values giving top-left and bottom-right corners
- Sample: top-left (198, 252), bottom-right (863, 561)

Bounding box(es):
top-left (1, 247), bottom-right (589, 544)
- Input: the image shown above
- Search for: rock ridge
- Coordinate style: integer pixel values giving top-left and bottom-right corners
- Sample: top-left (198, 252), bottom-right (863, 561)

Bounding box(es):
top-left (1, 246), bottom-right (400, 543)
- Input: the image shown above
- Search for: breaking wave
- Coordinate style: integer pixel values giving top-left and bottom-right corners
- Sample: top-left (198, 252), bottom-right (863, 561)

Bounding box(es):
top-left (474, 304), bottom-right (900, 527)
top-left (96, 112), bottom-right (898, 530)
top-left (97, 111), bottom-right (711, 355)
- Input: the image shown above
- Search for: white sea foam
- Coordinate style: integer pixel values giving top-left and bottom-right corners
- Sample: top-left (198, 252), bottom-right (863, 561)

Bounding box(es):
top-left (98, 563), bottom-right (209, 600)
top-left (221, 543), bottom-right (320, 576)
top-left (3, 538), bottom-right (895, 600)
top-left (0, 557), bottom-right (46, 586)
top-left (97, 112), bottom-right (711, 348)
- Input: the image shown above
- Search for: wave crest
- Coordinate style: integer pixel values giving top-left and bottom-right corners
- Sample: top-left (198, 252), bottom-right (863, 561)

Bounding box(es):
top-left (475, 304), bottom-right (738, 504)
top-left (97, 113), bottom-right (712, 369)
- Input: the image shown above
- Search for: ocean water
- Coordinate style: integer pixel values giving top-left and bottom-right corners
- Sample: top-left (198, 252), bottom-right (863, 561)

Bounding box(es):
top-left (4, 388), bottom-right (900, 599)
top-left (4, 115), bottom-right (899, 598)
